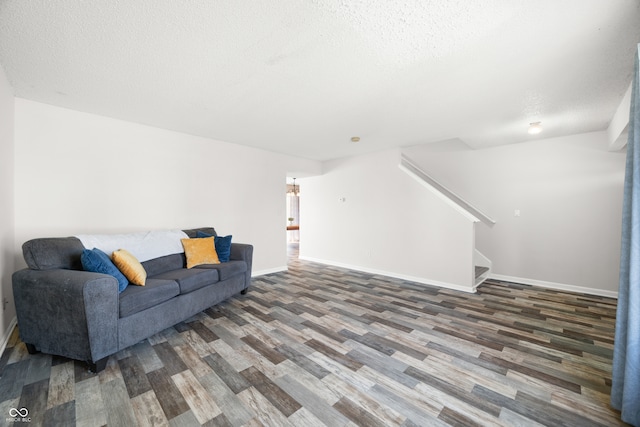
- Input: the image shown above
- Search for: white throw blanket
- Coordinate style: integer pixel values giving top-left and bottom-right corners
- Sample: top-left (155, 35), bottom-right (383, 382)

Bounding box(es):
top-left (76, 229), bottom-right (189, 262)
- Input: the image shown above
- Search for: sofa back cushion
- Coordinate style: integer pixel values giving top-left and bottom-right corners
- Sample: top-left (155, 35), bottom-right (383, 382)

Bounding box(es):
top-left (22, 237), bottom-right (85, 270)
top-left (22, 227), bottom-right (217, 273)
top-left (75, 230), bottom-right (188, 262)
top-left (183, 227), bottom-right (217, 238)
top-left (142, 253), bottom-right (186, 277)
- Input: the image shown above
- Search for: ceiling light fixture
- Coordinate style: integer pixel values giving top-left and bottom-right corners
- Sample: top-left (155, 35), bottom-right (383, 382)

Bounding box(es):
top-left (528, 122), bottom-right (543, 135)
top-left (351, 136), bottom-right (360, 142)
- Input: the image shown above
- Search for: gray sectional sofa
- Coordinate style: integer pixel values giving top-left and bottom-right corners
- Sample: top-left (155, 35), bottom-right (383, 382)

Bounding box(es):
top-left (12, 227), bottom-right (253, 372)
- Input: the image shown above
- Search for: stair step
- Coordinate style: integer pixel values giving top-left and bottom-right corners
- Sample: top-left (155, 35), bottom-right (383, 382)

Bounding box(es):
top-left (475, 266), bottom-right (489, 279)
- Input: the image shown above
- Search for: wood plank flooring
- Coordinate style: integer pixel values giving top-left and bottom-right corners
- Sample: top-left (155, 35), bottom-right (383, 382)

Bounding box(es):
top-left (0, 245), bottom-right (626, 426)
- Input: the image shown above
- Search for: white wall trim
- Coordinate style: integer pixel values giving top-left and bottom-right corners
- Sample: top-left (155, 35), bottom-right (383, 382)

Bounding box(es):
top-left (252, 266), bottom-right (287, 277)
top-left (489, 274), bottom-right (618, 299)
top-left (299, 256), bottom-right (476, 294)
top-left (253, 263), bottom-right (618, 299)
top-left (0, 316), bottom-right (17, 357)
top-left (607, 82), bottom-right (632, 151)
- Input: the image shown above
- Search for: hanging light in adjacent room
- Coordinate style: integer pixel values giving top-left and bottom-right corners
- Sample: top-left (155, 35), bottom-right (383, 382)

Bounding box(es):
top-left (288, 178), bottom-right (299, 196)
top-left (528, 121), bottom-right (543, 135)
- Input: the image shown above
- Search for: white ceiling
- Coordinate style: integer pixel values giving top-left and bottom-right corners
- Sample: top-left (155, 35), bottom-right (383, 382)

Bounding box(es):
top-left (1, 1), bottom-right (639, 161)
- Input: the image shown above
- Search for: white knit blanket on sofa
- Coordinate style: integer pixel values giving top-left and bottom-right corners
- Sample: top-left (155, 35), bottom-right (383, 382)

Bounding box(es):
top-left (75, 229), bottom-right (188, 262)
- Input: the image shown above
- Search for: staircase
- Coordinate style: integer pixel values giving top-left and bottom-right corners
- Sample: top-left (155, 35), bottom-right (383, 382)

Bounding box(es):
top-left (475, 266), bottom-right (489, 281)
top-left (474, 249), bottom-right (492, 288)
top-left (399, 153), bottom-right (494, 291)
top-left (399, 154), bottom-right (496, 227)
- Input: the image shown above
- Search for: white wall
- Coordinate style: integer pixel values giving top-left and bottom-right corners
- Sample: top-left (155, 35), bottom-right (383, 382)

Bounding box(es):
top-left (0, 62), bottom-right (15, 347)
top-left (299, 149), bottom-right (477, 292)
top-left (404, 132), bottom-right (625, 296)
top-left (14, 99), bottom-right (321, 275)
top-left (10, 99), bottom-right (624, 303)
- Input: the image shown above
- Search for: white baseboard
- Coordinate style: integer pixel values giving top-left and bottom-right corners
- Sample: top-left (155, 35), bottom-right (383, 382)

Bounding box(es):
top-left (249, 260), bottom-right (618, 299)
top-left (0, 316), bottom-right (17, 357)
top-left (489, 273), bottom-right (618, 299)
top-left (252, 266), bottom-right (288, 277)
top-left (299, 256), bottom-right (476, 294)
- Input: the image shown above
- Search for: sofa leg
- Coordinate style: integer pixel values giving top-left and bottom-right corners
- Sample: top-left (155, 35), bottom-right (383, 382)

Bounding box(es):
top-left (241, 288), bottom-right (248, 295)
top-left (88, 357), bottom-right (108, 373)
top-left (25, 343), bottom-right (39, 354)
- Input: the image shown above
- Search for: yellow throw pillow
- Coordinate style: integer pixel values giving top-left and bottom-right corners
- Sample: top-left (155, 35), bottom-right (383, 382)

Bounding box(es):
top-left (111, 249), bottom-right (147, 286)
top-left (181, 237), bottom-right (220, 268)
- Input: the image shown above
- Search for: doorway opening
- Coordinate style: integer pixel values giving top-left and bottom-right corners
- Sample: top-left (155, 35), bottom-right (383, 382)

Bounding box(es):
top-left (286, 177), bottom-right (300, 260)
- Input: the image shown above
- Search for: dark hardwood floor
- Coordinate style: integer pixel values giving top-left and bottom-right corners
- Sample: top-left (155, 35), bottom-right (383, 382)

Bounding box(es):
top-left (0, 243), bottom-right (626, 426)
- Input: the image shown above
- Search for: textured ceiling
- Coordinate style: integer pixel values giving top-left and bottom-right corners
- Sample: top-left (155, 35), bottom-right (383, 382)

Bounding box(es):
top-left (1, 0), bottom-right (639, 161)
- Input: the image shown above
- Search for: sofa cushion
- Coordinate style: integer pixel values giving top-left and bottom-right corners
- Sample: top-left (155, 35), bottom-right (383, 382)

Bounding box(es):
top-left (182, 237), bottom-right (219, 268)
top-left (151, 268), bottom-right (219, 294)
top-left (112, 249), bottom-right (147, 286)
top-left (194, 260), bottom-right (247, 281)
top-left (81, 248), bottom-right (129, 293)
top-left (142, 253), bottom-right (186, 277)
top-left (119, 278), bottom-right (180, 318)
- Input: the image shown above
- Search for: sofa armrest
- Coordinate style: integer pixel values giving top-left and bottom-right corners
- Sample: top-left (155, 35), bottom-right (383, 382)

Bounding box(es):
top-left (229, 243), bottom-right (253, 290)
top-left (12, 268), bottom-right (119, 363)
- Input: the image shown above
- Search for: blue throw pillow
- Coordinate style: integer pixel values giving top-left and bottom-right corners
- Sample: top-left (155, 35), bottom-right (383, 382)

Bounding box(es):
top-left (196, 231), bottom-right (232, 262)
top-left (81, 248), bottom-right (129, 293)
top-left (215, 235), bottom-right (233, 263)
